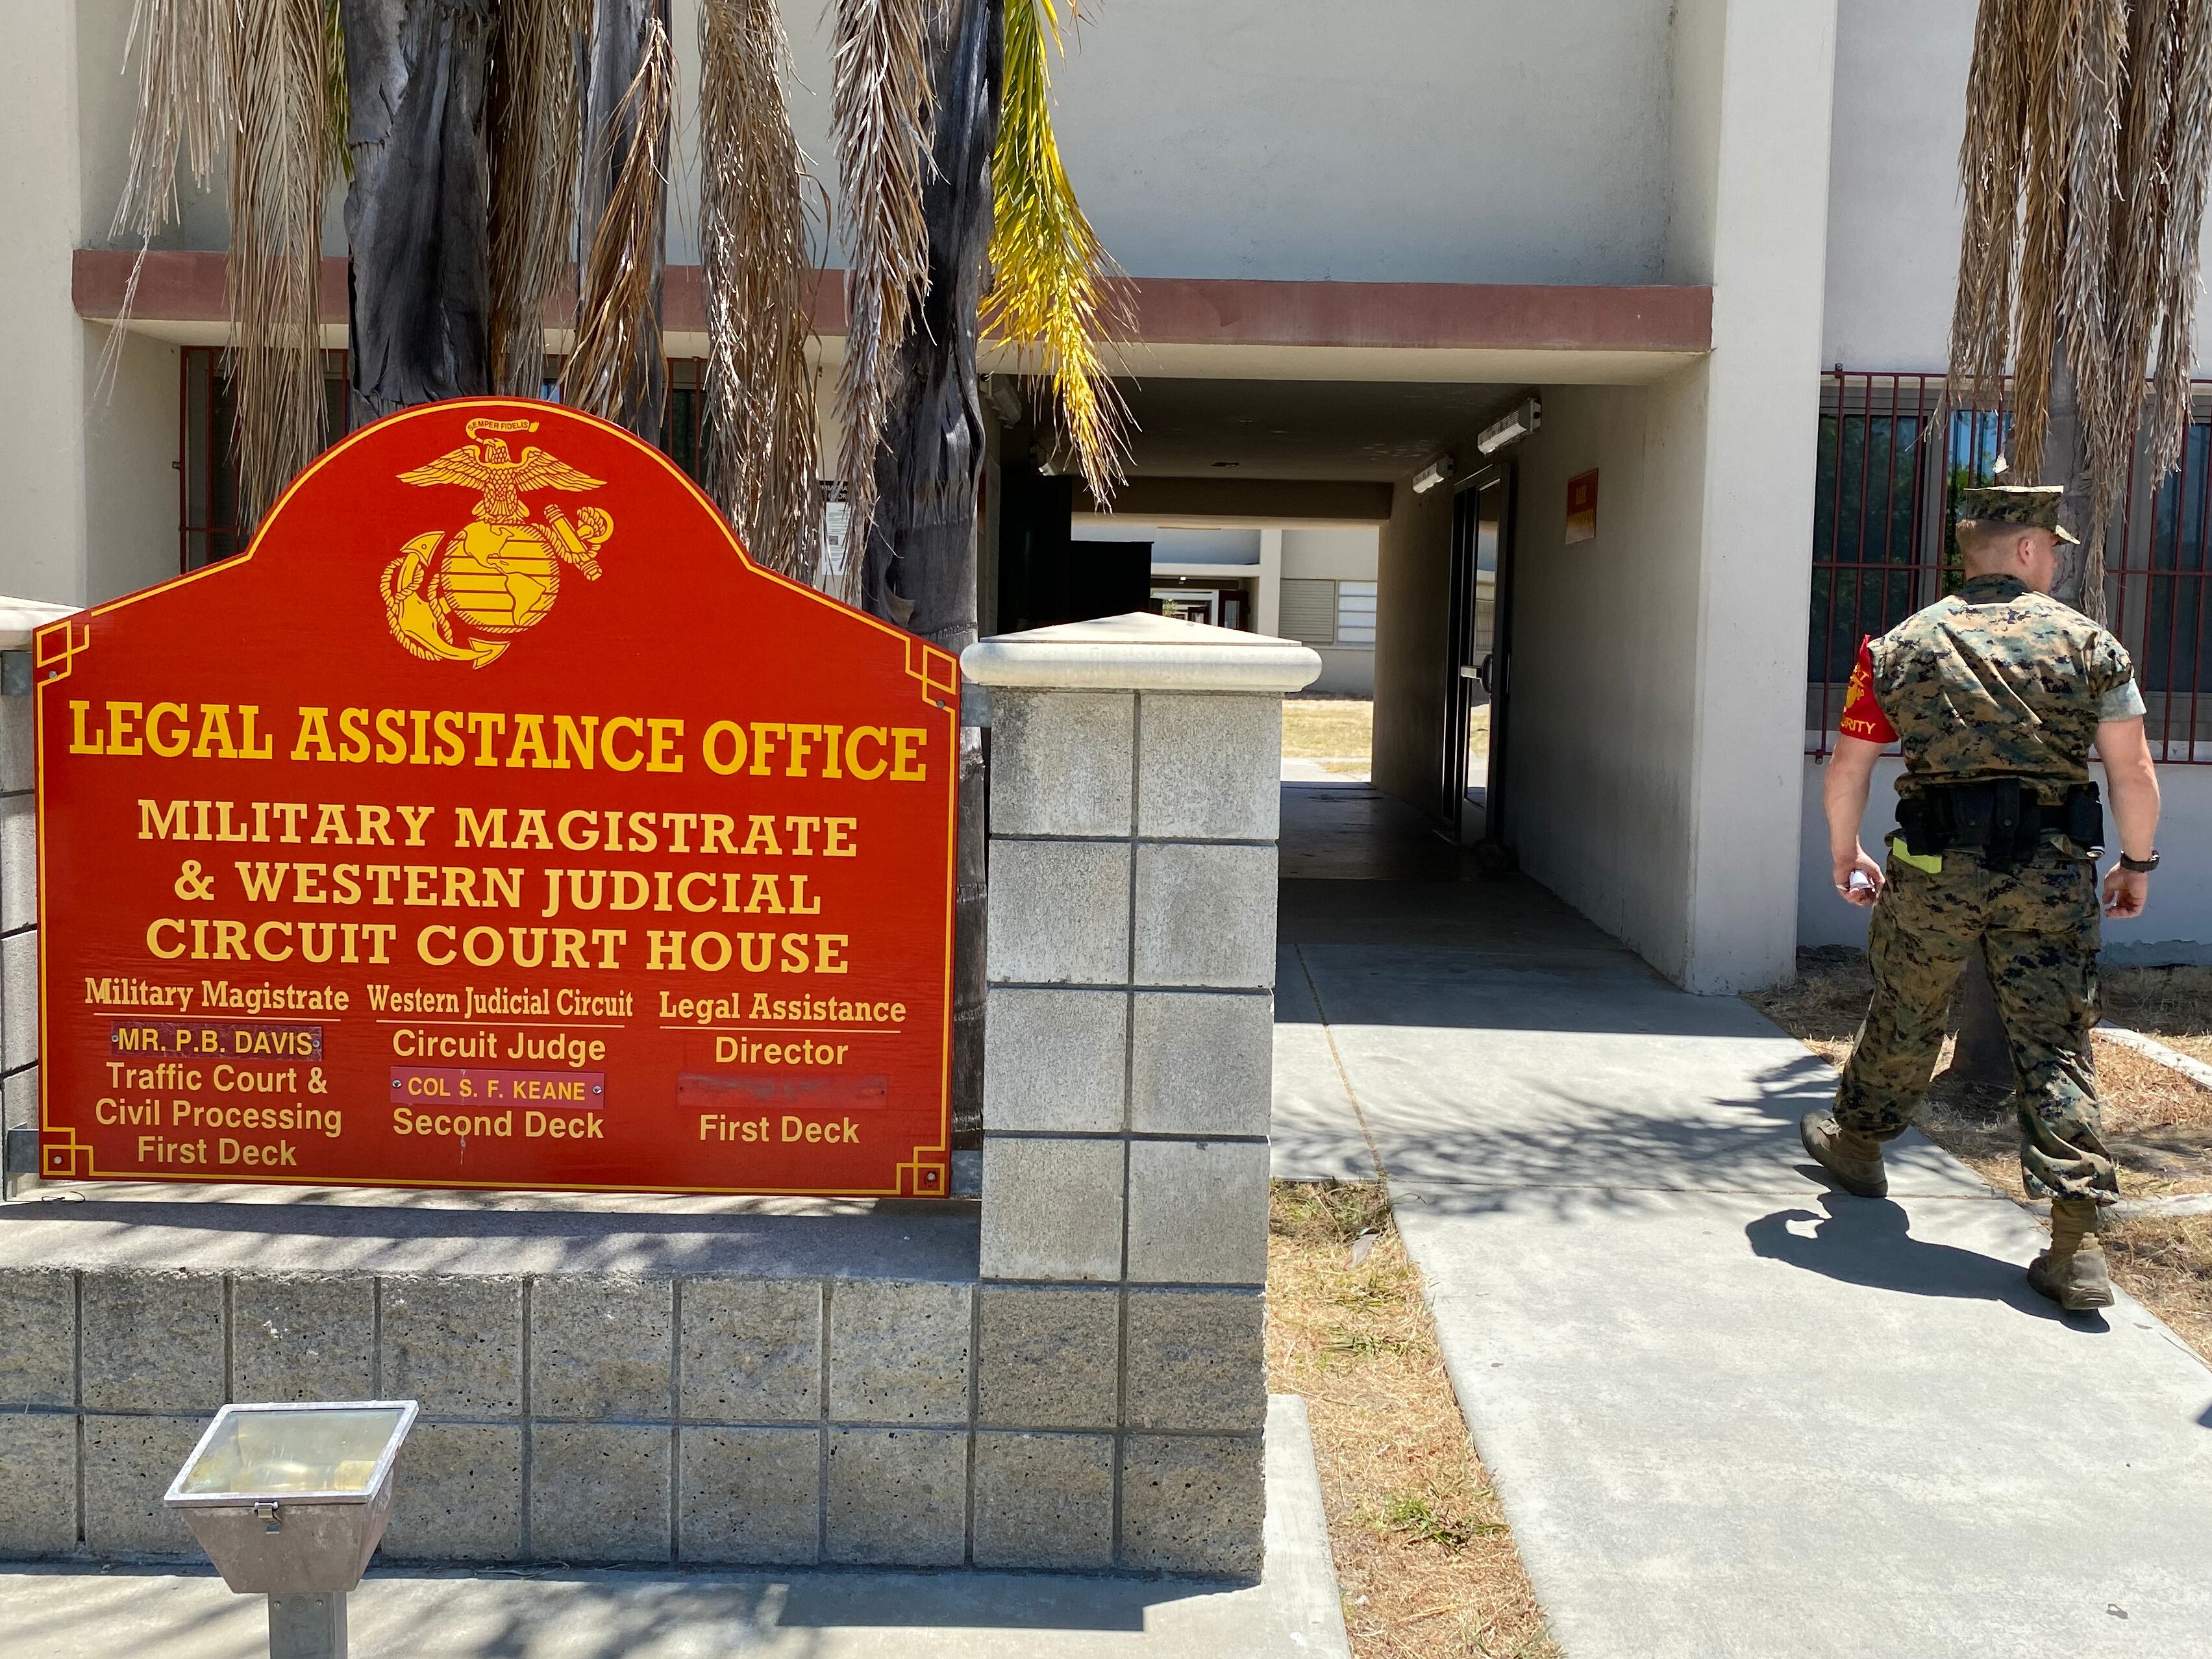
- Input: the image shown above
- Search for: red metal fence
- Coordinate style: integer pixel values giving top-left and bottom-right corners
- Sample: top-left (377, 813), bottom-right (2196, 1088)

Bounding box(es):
top-left (1808, 369), bottom-right (2212, 764)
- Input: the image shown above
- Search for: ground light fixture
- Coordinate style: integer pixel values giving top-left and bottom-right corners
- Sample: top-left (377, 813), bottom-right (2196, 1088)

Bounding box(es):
top-left (1411, 455), bottom-right (1456, 493)
top-left (1477, 397), bottom-right (1543, 455)
top-left (164, 1399), bottom-right (420, 1659)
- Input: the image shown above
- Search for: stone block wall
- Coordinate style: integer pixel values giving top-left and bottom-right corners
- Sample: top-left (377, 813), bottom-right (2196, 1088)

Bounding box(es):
top-left (0, 614), bottom-right (1317, 1579)
top-left (0, 1257), bottom-right (1139, 1569)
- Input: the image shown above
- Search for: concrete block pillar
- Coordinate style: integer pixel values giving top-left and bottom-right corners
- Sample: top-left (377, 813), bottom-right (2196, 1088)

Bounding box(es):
top-left (0, 604), bottom-right (72, 1200)
top-left (961, 614), bottom-right (1319, 1578)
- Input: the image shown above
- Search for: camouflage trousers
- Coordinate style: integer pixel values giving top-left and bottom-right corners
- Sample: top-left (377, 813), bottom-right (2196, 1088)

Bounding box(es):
top-left (1833, 846), bottom-right (2118, 1204)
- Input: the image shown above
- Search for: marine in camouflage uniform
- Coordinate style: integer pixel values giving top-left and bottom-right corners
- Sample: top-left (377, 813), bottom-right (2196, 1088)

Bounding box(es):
top-left (1801, 483), bottom-right (2154, 1311)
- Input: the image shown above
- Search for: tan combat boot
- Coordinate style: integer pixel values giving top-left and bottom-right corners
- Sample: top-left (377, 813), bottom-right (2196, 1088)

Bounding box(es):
top-left (1798, 1111), bottom-right (1889, 1198)
top-left (2028, 1199), bottom-right (2115, 1312)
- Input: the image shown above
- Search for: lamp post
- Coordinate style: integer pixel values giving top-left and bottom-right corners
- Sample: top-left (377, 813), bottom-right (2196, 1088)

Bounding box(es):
top-left (164, 1401), bottom-right (419, 1659)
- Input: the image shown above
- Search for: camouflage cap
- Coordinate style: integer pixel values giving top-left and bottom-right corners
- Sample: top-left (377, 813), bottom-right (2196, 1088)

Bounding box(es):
top-left (1956, 482), bottom-right (2080, 545)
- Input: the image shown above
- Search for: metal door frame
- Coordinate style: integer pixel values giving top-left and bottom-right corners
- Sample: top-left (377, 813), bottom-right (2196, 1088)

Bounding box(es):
top-left (1440, 461), bottom-right (1517, 849)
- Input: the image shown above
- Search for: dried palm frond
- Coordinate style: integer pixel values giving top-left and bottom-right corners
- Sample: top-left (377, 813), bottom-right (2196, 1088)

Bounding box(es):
top-left (1952, 0), bottom-right (2212, 621)
top-left (984, 0), bottom-right (1129, 503)
top-left (565, 5), bottom-right (673, 432)
top-left (105, 0), bottom-right (237, 388)
top-left (323, 0), bottom-right (351, 180)
top-left (229, 0), bottom-right (338, 529)
top-left (112, 0), bottom-right (234, 247)
top-left (2058, 0), bottom-right (2126, 587)
top-left (1951, 0), bottom-right (2030, 418)
top-left (2145, 0), bottom-right (2212, 475)
top-left (831, 0), bottom-right (938, 605)
top-left (489, 0), bottom-right (589, 395)
top-left (699, 0), bottom-right (822, 577)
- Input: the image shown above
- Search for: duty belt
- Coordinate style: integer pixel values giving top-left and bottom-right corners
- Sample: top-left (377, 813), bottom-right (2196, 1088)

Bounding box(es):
top-left (1893, 778), bottom-right (2103, 873)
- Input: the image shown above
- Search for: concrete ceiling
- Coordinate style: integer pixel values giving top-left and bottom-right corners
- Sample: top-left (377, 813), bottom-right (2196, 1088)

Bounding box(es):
top-left (1104, 377), bottom-right (1522, 480)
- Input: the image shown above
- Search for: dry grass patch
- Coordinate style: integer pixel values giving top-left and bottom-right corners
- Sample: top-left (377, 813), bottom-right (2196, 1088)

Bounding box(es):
top-left (2104, 965), bottom-right (2212, 1068)
top-left (1269, 1180), bottom-right (1557, 1659)
top-left (1748, 947), bottom-right (2212, 1361)
top-left (1283, 697), bottom-right (1374, 762)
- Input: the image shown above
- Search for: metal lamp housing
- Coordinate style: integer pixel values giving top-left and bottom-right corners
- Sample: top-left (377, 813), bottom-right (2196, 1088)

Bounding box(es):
top-left (164, 1401), bottom-right (419, 1595)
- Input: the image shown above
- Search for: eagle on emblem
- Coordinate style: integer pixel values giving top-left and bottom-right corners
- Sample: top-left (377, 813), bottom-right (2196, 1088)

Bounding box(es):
top-left (380, 416), bottom-right (617, 668)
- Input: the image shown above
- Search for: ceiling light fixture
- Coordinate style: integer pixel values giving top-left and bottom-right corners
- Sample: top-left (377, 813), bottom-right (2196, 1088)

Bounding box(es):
top-left (1411, 455), bottom-right (1454, 494)
top-left (1477, 397), bottom-right (1543, 456)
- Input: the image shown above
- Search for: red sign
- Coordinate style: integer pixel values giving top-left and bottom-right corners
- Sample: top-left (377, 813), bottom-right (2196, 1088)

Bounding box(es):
top-left (1564, 468), bottom-right (1598, 545)
top-left (35, 399), bottom-right (957, 1197)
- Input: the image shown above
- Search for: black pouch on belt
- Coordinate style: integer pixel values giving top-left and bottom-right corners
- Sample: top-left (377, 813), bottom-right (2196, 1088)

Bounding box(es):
top-left (2064, 781), bottom-right (2106, 853)
top-left (1945, 779), bottom-right (2007, 853)
top-left (1895, 792), bottom-right (1950, 856)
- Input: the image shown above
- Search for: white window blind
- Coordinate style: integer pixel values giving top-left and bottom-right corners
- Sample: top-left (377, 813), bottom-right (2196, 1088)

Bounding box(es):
top-left (1335, 581), bottom-right (1377, 647)
top-left (1280, 578), bottom-right (1337, 645)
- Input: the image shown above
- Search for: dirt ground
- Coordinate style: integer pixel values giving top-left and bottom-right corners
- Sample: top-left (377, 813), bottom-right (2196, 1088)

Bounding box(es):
top-left (1747, 949), bottom-right (2212, 1358)
top-left (1282, 699), bottom-right (1486, 779)
top-left (1269, 1181), bottom-right (1558, 1659)
top-left (1283, 697), bottom-right (1375, 774)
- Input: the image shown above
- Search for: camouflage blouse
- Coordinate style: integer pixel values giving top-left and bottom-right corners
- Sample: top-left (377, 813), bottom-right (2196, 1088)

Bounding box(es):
top-left (1853, 574), bottom-right (2144, 792)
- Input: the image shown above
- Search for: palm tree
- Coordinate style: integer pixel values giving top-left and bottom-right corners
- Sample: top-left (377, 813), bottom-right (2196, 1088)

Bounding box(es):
top-left (116, 0), bottom-right (1125, 1141)
top-left (1950, 0), bottom-right (2212, 616)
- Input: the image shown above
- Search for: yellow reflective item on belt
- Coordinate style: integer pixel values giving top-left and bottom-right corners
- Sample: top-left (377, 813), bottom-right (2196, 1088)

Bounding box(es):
top-left (1888, 836), bottom-right (1942, 875)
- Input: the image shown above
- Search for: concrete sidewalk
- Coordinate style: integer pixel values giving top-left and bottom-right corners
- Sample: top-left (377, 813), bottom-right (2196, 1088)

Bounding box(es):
top-left (1276, 873), bottom-right (2212, 1658)
top-left (0, 1399), bottom-right (1348, 1658)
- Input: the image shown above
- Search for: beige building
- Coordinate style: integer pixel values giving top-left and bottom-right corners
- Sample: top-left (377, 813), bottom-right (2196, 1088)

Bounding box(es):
top-left (9, 0), bottom-right (2212, 989)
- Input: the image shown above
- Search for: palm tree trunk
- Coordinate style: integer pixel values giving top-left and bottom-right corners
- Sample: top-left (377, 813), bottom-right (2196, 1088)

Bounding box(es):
top-left (865, 0), bottom-right (1003, 1143)
top-left (341, 0), bottom-right (495, 426)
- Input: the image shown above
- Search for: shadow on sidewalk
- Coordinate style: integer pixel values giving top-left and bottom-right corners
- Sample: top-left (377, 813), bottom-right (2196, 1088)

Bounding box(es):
top-left (1745, 1193), bottom-right (2098, 1327)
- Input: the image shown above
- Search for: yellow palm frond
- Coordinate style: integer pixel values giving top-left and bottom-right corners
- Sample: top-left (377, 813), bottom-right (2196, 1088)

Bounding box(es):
top-left (984, 0), bottom-right (1131, 505)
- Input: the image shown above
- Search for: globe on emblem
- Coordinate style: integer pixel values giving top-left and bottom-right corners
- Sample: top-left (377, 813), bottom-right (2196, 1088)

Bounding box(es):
top-left (435, 521), bottom-right (564, 637)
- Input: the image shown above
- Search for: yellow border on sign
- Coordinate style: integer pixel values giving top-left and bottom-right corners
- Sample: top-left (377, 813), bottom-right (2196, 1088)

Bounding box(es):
top-left (34, 398), bottom-right (960, 1200)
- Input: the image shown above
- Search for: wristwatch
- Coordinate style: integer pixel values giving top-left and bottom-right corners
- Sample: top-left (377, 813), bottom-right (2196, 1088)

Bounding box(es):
top-left (2119, 851), bottom-right (2161, 873)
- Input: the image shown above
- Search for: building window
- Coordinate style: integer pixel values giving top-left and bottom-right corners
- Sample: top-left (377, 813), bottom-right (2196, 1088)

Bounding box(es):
top-left (1335, 580), bottom-right (1376, 647)
top-left (1810, 370), bottom-right (2212, 762)
top-left (180, 347), bottom-right (351, 570)
top-left (179, 349), bottom-right (708, 573)
top-left (1280, 577), bottom-right (1337, 645)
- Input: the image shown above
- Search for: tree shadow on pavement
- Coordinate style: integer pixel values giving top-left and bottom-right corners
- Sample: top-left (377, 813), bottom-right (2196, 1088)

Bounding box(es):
top-left (1745, 1193), bottom-right (2102, 1327)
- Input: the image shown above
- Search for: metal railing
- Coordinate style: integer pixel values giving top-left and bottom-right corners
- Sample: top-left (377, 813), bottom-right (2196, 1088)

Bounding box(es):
top-left (1808, 369), bottom-right (2212, 764)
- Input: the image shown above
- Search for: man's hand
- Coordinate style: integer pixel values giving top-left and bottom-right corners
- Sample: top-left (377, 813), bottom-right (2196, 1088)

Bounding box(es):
top-left (1834, 845), bottom-right (1884, 907)
top-left (2103, 865), bottom-right (2150, 919)
top-left (1824, 736), bottom-right (1885, 909)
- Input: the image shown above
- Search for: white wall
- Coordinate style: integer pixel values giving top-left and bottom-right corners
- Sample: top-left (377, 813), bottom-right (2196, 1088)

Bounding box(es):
top-left (1507, 380), bottom-right (1707, 971)
top-left (0, 3), bottom-right (184, 608)
top-left (5, 0), bottom-right (91, 605)
top-left (1798, 756), bottom-right (2212, 966)
top-left (1281, 526), bottom-right (1378, 582)
top-left (1071, 523), bottom-right (1262, 564)
top-left (71, 2), bottom-right (1680, 285)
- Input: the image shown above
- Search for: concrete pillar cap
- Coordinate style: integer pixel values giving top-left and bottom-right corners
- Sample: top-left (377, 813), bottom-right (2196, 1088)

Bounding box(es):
top-left (0, 596), bottom-right (82, 651)
top-left (961, 612), bottom-right (1322, 693)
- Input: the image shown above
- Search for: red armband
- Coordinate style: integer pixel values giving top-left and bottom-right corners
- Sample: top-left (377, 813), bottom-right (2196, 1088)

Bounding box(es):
top-left (1837, 636), bottom-right (1897, 743)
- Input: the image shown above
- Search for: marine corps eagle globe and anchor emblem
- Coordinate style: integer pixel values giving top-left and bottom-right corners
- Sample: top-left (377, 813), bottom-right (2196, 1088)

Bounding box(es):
top-left (380, 416), bottom-right (616, 667)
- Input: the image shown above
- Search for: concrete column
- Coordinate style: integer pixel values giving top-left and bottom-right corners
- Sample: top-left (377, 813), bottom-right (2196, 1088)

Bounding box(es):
top-left (1665, 0), bottom-right (1840, 991)
top-left (962, 613), bottom-right (1318, 1579)
top-left (1256, 528), bottom-right (1283, 639)
top-left (0, 605), bottom-right (73, 1201)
